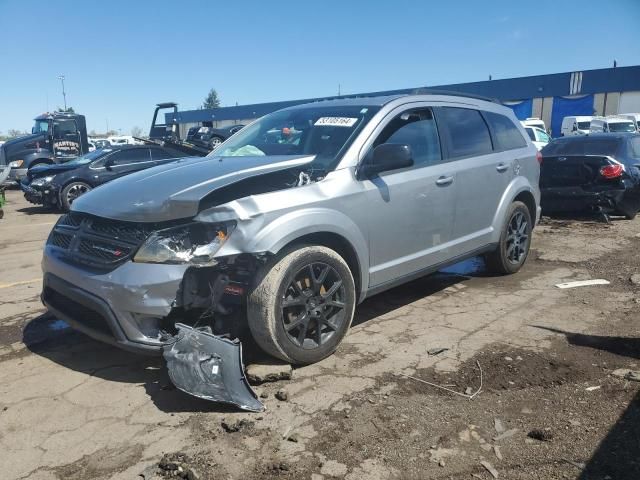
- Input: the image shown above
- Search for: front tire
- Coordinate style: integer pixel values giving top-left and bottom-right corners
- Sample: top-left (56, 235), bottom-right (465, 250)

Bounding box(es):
top-left (60, 181), bottom-right (92, 211)
top-left (247, 246), bottom-right (356, 365)
top-left (485, 201), bottom-right (532, 275)
top-left (209, 136), bottom-right (224, 149)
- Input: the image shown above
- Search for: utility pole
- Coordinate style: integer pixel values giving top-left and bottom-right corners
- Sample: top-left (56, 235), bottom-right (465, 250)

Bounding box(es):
top-left (338, 84), bottom-right (341, 96)
top-left (58, 74), bottom-right (67, 110)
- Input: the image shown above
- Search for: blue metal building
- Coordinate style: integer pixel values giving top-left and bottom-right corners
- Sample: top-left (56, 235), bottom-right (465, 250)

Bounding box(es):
top-left (169, 65), bottom-right (640, 137)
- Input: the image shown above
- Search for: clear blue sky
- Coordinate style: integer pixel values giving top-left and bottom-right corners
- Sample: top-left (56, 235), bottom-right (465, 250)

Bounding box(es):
top-left (1, 0), bottom-right (638, 134)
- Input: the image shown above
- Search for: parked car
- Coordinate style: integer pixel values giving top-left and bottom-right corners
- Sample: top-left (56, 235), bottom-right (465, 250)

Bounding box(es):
top-left (561, 116), bottom-right (593, 136)
top-left (521, 117), bottom-right (547, 133)
top-left (188, 124), bottom-right (246, 149)
top-left (540, 133), bottom-right (640, 219)
top-left (40, 93), bottom-right (540, 406)
top-left (590, 116), bottom-right (637, 134)
top-left (524, 126), bottom-right (551, 150)
top-left (93, 139), bottom-right (112, 149)
top-left (619, 113), bottom-right (640, 132)
top-left (22, 145), bottom-right (189, 211)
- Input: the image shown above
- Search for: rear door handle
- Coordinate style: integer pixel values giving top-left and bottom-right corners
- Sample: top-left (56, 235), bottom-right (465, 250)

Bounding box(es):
top-left (496, 163), bottom-right (509, 172)
top-left (436, 175), bottom-right (454, 186)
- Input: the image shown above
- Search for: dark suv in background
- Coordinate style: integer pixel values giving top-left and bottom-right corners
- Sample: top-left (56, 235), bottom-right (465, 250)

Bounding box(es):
top-left (22, 145), bottom-right (190, 211)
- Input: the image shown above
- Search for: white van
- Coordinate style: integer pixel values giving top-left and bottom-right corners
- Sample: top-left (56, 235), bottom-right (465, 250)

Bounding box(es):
top-left (619, 113), bottom-right (640, 132)
top-left (523, 126), bottom-right (551, 150)
top-left (521, 117), bottom-right (546, 132)
top-left (560, 116), bottom-right (593, 136)
top-left (589, 116), bottom-right (636, 133)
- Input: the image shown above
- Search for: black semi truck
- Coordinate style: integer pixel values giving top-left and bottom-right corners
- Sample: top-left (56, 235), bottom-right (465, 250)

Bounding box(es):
top-left (1, 111), bottom-right (89, 184)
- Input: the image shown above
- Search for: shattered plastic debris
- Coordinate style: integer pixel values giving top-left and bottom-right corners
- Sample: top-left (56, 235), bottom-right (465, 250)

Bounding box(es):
top-left (427, 347), bottom-right (449, 356)
top-left (163, 323), bottom-right (264, 412)
top-left (555, 279), bottom-right (610, 289)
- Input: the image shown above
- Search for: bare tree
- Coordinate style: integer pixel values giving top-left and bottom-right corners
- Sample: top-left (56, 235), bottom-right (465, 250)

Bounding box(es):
top-left (131, 126), bottom-right (143, 138)
top-left (8, 129), bottom-right (23, 138)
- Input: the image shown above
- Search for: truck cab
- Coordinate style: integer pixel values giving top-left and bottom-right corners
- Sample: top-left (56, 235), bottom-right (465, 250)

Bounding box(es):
top-left (1, 112), bottom-right (89, 183)
top-left (590, 116), bottom-right (637, 133)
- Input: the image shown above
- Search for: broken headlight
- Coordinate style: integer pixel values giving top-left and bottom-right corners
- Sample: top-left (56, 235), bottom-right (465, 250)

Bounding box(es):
top-left (134, 222), bottom-right (235, 265)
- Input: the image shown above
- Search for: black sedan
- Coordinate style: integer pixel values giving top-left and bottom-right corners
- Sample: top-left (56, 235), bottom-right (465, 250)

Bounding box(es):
top-left (21, 145), bottom-right (189, 211)
top-left (540, 133), bottom-right (640, 219)
top-left (186, 124), bottom-right (245, 149)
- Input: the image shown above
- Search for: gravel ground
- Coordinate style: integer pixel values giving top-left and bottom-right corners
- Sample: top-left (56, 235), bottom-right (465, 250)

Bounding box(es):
top-left (0, 189), bottom-right (638, 480)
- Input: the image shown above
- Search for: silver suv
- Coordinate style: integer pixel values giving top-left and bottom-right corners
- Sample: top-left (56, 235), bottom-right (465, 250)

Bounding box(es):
top-left (42, 93), bottom-right (540, 366)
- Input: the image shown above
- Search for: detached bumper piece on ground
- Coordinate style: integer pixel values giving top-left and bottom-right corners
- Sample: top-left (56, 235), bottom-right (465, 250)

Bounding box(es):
top-left (163, 323), bottom-right (264, 412)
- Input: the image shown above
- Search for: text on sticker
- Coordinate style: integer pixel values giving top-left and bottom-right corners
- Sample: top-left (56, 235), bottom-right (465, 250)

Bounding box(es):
top-left (314, 117), bottom-right (358, 127)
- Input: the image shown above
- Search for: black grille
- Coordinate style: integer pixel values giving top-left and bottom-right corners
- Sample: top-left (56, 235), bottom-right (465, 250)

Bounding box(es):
top-left (78, 239), bottom-right (132, 262)
top-left (47, 213), bottom-right (150, 271)
top-left (58, 212), bottom-right (83, 228)
top-left (89, 217), bottom-right (149, 243)
top-left (43, 287), bottom-right (113, 338)
top-left (50, 231), bottom-right (73, 249)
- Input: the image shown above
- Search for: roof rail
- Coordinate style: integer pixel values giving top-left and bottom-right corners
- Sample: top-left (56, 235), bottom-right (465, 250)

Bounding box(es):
top-left (410, 88), bottom-right (500, 103)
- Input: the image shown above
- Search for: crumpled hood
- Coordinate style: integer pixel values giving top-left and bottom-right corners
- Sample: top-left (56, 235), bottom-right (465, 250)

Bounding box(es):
top-left (71, 154), bottom-right (315, 222)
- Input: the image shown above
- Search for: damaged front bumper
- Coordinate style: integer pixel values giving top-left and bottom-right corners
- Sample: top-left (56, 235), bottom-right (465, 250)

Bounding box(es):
top-left (42, 248), bottom-right (190, 353)
top-left (163, 323), bottom-right (264, 412)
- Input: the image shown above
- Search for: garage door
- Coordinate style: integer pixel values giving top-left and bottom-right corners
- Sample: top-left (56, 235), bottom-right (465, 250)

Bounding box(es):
top-left (550, 95), bottom-right (594, 137)
top-left (619, 91), bottom-right (640, 113)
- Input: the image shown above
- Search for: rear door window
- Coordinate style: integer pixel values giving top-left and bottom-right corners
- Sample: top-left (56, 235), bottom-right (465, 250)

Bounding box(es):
top-left (372, 108), bottom-right (442, 167)
top-left (483, 111), bottom-right (527, 151)
top-left (110, 149), bottom-right (151, 165)
top-left (438, 107), bottom-right (493, 159)
top-left (151, 148), bottom-right (178, 160)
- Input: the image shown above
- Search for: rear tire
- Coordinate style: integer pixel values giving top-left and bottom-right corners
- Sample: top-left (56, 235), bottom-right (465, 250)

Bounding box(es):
top-left (247, 245), bottom-right (356, 365)
top-left (61, 181), bottom-right (92, 212)
top-left (485, 201), bottom-right (532, 275)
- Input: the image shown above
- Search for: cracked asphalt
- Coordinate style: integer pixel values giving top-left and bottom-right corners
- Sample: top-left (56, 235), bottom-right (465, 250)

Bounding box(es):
top-left (1, 188), bottom-right (639, 480)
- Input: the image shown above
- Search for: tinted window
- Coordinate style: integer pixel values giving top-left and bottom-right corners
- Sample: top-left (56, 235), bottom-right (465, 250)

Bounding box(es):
top-left (628, 137), bottom-right (640, 160)
top-left (151, 149), bottom-right (180, 160)
top-left (525, 128), bottom-right (536, 141)
top-left (484, 112), bottom-right (527, 150)
top-left (541, 138), bottom-right (620, 156)
top-left (109, 149), bottom-right (150, 165)
top-left (439, 107), bottom-right (492, 158)
top-left (373, 109), bottom-right (441, 166)
top-left (53, 120), bottom-right (77, 137)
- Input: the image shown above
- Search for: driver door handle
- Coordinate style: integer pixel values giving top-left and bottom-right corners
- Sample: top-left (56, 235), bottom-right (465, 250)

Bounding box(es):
top-left (496, 163), bottom-right (509, 172)
top-left (436, 175), bottom-right (454, 186)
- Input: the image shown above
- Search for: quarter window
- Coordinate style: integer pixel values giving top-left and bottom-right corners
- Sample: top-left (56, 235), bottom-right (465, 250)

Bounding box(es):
top-left (484, 111), bottom-right (527, 151)
top-left (372, 108), bottom-right (441, 166)
top-left (438, 107), bottom-right (493, 158)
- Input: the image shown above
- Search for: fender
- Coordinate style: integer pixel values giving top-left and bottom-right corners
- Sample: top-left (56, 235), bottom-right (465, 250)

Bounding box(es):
top-left (217, 207), bottom-right (370, 302)
top-left (490, 175), bottom-right (540, 244)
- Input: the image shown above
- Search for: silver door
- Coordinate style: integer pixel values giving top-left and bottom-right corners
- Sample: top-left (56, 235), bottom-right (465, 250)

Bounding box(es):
top-left (362, 107), bottom-right (457, 287)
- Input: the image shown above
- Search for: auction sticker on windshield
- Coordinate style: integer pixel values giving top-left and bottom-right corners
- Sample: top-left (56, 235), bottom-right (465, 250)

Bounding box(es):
top-left (314, 117), bottom-right (358, 127)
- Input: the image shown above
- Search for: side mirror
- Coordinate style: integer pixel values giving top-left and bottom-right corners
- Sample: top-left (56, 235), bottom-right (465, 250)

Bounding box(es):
top-left (104, 157), bottom-right (114, 170)
top-left (572, 125), bottom-right (577, 131)
top-left (360, 144), bottom-right (414, 178)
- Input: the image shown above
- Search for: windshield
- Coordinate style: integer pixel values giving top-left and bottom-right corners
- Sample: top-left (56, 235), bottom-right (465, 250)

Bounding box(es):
top-left (32, 120), bottom-right (50, 134)
top-left (577, 122), bottom-right (591, 130)
top-left (209, 105), bottom-right (381, 171)
top-left (65, 149), bottom-right (113, 166)
top-left (608, 122), bottom-right (636, 132)
top-left (542, 138), bottom-right (619, 156)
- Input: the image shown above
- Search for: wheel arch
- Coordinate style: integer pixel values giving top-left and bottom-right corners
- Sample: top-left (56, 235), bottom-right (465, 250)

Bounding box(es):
top-left (490, 177), bottom-right (540, 244)
top-left (232, 208), bottom-right (370, 303)
top-left (278, 231), bottom-right (363, 303)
